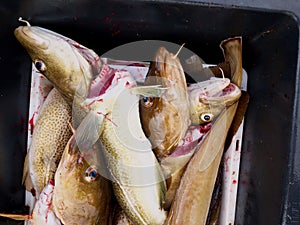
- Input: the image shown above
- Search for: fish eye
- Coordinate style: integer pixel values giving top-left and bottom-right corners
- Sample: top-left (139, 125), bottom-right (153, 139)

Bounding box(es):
top-left (84, 166), bottom-right (98, 182)
top-left (34, 59), bottom-right (47, 72)
top-left (142, 97), bottom-right (154, 107)
top-left (200, 113), bottom-right (214, 122)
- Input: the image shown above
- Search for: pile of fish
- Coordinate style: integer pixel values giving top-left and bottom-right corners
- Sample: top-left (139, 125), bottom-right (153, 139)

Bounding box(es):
top-left (0, 18), bottom-right (248, 225)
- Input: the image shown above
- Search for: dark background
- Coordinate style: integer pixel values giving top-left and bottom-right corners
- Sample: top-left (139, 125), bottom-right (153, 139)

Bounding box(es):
top-left (0, 0), bottom-right (299, 224)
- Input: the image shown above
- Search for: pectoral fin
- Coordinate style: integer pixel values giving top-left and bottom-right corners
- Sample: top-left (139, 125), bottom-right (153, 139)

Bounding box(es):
top-left (132, 85), bottom-right (167, 97)
top-left (74, 110), bottom-right (105, 153)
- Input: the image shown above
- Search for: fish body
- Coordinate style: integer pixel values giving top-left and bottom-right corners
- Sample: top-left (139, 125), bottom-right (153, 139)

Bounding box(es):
top-left (80, 68), bottom-right (167, 225)
top-left (165, 37), bottom-right (244, 225)
top-left (24, 88), bottom-right (72, 197)
top-left (139, 47), bottom-right (190, 160)
top-left (165, 103), bottom-right (238, 225)
top-left (53, 135), bottom-right (111, 225)
top-left (14, 25), bottom-right (102, 103)
top-left (161, 77), bottom-right (240, 208)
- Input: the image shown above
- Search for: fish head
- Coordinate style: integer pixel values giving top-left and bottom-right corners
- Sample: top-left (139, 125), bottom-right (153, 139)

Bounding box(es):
top-left (14, 25), bottom-right (102, 103)
top-left (57, 135), bottom-right (103, 186)
top-left (53, 135), bottom-right (111, 224)
top-left (188, 77), bottom-right (241, 125)
top-left (139, 47), bottom-right (190, 159)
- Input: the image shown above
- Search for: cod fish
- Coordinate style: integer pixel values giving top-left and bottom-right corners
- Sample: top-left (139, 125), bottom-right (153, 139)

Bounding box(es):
top-left (165, 37), bottom-right (244, 225)
top-left (0, 181), bottom-right (61, 225)
top-left (78, 67), bottom-right (167, 225)
top-left (161, 77), bottom-right (241, 209)
top-left (23, 88), bottom-right (72, 197)
top-left (139, 46), bottom-right (190, 160)
top-left (53, 134), bottom-right (112, 225)
top-left (165, 103), bottom-right (239, 225)
top-left (14, 18), bottom-right (102, 104)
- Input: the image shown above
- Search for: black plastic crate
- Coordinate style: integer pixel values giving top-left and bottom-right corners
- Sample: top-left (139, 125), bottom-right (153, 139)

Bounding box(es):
top-left (0, 1), bottom-right (299, 224)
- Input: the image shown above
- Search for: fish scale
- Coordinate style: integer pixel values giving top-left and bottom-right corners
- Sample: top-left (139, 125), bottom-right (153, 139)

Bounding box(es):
top-left (24, 88), bottom-right (72, 197)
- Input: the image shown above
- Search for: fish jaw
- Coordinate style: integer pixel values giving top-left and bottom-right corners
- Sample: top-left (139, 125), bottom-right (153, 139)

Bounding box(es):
top-left (188, 77), bottom-right (241, 124)
top-left (53, 136), bottom-right (111, 225)
top-left (14, 26), bottom-right (101, 103)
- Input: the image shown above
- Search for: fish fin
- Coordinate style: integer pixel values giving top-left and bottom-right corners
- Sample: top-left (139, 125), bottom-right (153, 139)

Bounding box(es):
top-left (75, 110), bottom-right (105, 152)
top-left (0, 213), bottom-right (32, 221)
top-left (22, 154), bottom-right (34, 192)
top-left (132, 85), bottom-right (167, 97)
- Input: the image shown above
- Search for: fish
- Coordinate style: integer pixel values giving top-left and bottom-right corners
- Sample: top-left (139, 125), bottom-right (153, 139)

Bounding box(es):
top-left (14, 18), bottom-right (102, 104)
top-left (52, 134), bottom-right (112, 225)
top-left (188, 77), bottom-right (241, 125)
top-left (164, 37), bottom-right (244, 225)
top-left (161, 123), bottom-right (212, 209)
top-left (23, 88), bottom-right (72, 197)
top-left (164, 102), bottom-right (239, 225)
top-left (78, 67), bottom-right (167, 225)
top-left (160, 76), bottom-right (241, 208)
top-left (139, 46), bottom-right (190, 160)
top-left (0, 180), bottom-right (61, 225)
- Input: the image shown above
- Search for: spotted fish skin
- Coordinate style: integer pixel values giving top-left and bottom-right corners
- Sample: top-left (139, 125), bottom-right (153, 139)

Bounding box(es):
top-left (24, 88), bottom-right (72, 197)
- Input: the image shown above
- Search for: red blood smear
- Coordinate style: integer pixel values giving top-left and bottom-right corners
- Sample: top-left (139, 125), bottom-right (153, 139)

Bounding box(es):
top-left (88, 66), bottom-right (116, 98)
top-left (232, 180), bottom-right (237, 184)
top-left (223, 84), bottom-right (236, 95)
top-left (170, 123), bottom-right (212, 157)
top-left (28, 113), bottom-right (36, 134)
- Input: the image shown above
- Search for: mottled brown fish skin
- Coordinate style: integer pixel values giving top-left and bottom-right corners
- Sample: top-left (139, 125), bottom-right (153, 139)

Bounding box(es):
top-left (164, 103), bottom-right (238, 225)
top-left (140, 47), bottom-right (190, 160)
top-left (53, 137), bottom-right (112, 225)
top-left (24, 88), bottom-right (72, 197)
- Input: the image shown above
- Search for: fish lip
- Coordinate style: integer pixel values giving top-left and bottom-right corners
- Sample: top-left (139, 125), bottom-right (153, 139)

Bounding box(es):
top-left (204, 83), bottom-right (241, 102)
top-left (14, 26), bottom-right (50, 50)
top-left (190, 80), bottom-right (241, 104)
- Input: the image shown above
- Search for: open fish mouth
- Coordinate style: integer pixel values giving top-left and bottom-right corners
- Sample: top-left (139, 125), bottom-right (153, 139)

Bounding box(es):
top-left (199, 83), bottom-right (241, 102)
top-left (188, 77), bottom-right (241, 125)
top-left (188, 77), bottom-right (240, 102)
